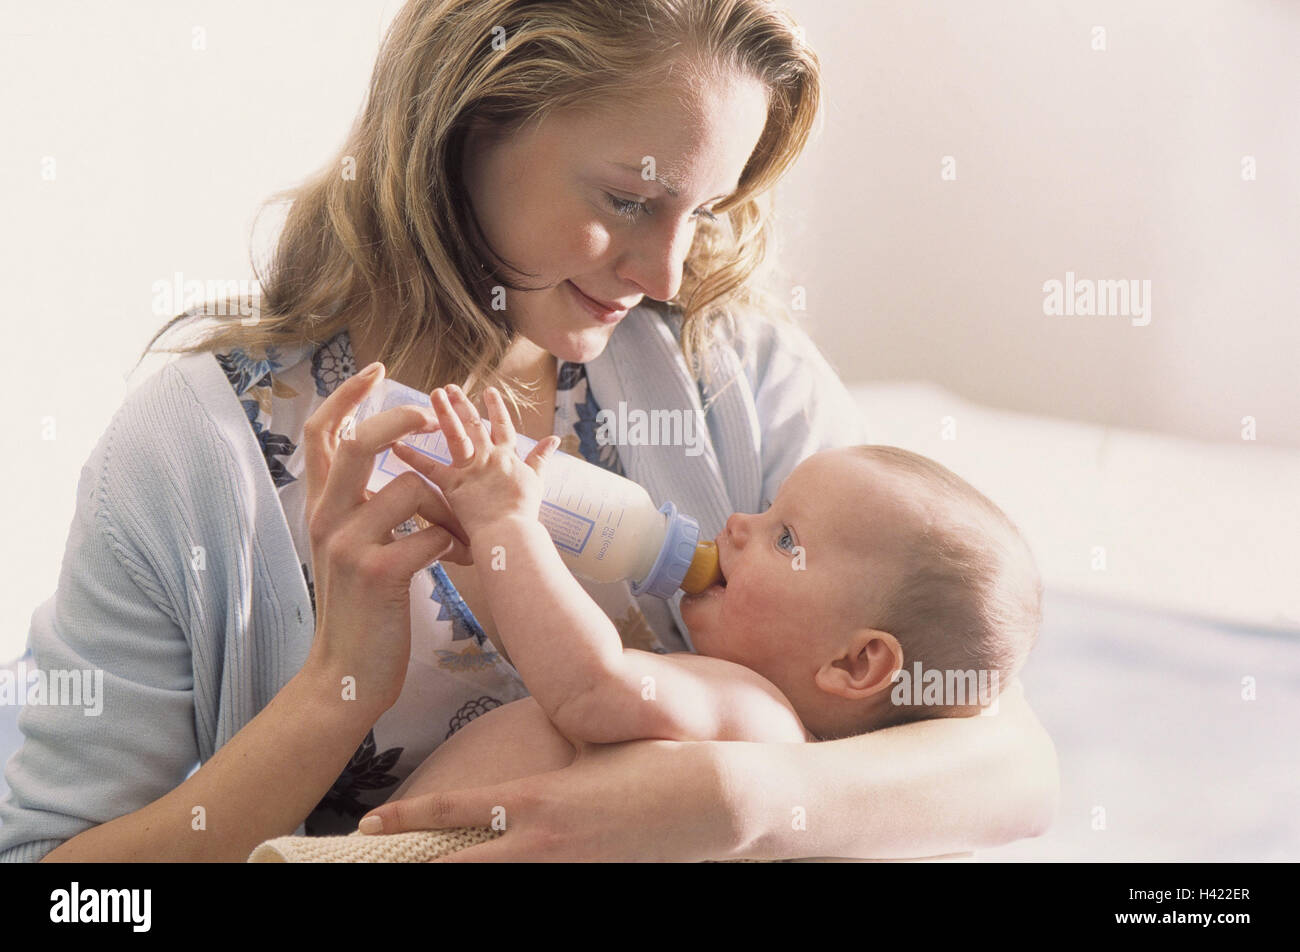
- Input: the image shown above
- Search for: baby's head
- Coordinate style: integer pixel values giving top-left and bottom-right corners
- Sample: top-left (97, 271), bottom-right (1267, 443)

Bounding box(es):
top-left (679, 446), bottom-right (1042, 739)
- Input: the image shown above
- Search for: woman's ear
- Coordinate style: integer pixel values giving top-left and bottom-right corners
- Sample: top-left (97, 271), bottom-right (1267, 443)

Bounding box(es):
top-left (813, 629), bottom-right (903, 701)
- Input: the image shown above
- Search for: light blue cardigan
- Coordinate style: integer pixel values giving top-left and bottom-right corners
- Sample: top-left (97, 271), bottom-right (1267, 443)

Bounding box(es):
top-left (0, 307), bottom-right (865, 861)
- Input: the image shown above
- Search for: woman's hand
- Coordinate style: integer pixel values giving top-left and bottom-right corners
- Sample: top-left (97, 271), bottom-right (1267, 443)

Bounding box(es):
top-left (360, 681), bottom-right (1059, 861)
top-left (392, 384), bottom-right (559, 541)
top-left (300, 363), bottom-right (475, 713)
top-left (358, 739), bottom-right (749, 862)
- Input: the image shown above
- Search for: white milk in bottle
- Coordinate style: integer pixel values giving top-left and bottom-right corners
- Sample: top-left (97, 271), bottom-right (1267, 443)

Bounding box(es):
top-left (353, 379), bottom-right (721, 597)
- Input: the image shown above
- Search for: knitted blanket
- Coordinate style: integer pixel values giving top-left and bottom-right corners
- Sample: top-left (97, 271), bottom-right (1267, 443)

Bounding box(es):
top-left (247, 828), bottom-right (771, 862)
top-left (249, 828), bottom-right (500, 862)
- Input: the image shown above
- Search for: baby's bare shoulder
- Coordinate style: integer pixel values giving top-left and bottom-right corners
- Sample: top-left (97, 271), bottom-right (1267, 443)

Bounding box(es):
top-left (666, 651), bottom-right (810, 744)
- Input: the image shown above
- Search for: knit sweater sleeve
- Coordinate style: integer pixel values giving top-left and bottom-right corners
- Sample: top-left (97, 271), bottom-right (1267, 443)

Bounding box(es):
top-left (0, 361), bottom-right (214, 862)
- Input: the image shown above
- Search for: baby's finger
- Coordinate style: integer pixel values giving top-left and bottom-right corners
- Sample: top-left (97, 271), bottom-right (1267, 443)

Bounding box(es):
top-left (431, 388), bottom-right (475, 466)
top-left (523, 435), bottom-right (561, 477)
top-left (446, 384), bottom-right (491, 452)
top-left (482, 387), bottom-right (516, 448)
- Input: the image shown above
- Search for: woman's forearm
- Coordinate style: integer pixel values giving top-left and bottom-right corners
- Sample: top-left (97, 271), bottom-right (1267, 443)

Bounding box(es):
top-left (721, 685), bottom-right (1059, 860)
top-left (40, 657), bottom-right (383, 862)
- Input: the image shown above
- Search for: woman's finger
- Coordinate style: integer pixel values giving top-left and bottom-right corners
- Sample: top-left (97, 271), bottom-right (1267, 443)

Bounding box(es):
top-left (314, 404), bottom-right (439, 529)
top-left (343, 468), bottom-right (470, 554)
top-left (430, 388), bottom-right (475, 466)
top-left (391, 438), bottom-right (456, 494)
top-left (482, 387), bottom-right (515, 448)
top-left (302, 362), bottom-right (385, 514)
top-left (360, 785), bottom-right (513, 836)
top-left (383, 522), bottom-right (471, 575)
top-left (429, 833), bottom-right (525, 863)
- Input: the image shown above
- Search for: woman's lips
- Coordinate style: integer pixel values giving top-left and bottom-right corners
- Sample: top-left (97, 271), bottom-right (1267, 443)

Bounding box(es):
top-left (566, 280), bottom-right (630, 324)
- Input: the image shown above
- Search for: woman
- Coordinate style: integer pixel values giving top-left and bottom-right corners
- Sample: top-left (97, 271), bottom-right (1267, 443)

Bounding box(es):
top-left (0, 0), bottom-right (1057, 862)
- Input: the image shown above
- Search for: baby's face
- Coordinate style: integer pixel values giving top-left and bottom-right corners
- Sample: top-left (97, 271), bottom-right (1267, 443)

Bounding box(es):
top-left (680, 449), bottom-right (915, 699)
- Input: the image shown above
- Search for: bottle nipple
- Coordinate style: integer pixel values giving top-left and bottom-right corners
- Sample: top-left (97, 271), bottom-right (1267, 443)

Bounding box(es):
top-left (679, 540), bottom-right (722, 594)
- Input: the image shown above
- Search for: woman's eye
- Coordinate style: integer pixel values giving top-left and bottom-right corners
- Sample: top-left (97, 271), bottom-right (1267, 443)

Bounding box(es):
top-left (603, 193), bottom-right (718, 223)
top-left (605, 193), bottom-right (646, 220)
top-left (777, 525), bottom-right (797, 552)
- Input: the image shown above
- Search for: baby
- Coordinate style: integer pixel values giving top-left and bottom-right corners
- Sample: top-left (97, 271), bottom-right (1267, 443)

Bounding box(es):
top-left (381, 384), bottom-right (1042, 801)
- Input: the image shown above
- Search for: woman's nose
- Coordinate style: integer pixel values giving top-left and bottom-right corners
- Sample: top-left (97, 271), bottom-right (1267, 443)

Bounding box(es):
top-left (616, 217), bottom-right (697, 302)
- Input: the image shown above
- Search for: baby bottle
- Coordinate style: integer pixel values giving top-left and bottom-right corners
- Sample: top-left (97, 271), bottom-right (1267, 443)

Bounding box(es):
top-left (353, 379), bottom-right (722, 598)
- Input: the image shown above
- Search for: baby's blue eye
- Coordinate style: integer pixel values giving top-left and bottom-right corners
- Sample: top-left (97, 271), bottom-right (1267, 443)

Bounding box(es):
top-left (604, 193), bottom-right (719, 223)
top-left (777, 525), bottom-right (797, 552)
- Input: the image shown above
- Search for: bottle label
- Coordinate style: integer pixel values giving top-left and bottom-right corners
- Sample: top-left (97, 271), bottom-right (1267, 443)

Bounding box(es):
top-left (539, 502), bottom-right (595, 555)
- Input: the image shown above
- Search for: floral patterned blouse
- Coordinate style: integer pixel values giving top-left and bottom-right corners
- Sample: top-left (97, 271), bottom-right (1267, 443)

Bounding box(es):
top-left (216, 329), bottom-right (682, 834)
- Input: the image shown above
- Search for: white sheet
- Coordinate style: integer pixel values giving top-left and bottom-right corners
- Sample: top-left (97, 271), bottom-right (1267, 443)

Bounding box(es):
top-left (850, 381), bottom-right (1300, 634)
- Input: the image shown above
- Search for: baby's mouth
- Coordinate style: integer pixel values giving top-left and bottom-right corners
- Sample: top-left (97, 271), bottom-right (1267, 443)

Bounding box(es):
top-left (688, 563), bottom-right (726, 599)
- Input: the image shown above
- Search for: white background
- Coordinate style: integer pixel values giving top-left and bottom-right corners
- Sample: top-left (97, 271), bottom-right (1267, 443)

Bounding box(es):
top-left (2, 0), bottom-right (1296, 660)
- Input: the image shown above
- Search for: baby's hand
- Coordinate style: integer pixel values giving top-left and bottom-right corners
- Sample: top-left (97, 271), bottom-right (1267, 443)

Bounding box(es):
top-left (391, 384), bottom-right (559, 542)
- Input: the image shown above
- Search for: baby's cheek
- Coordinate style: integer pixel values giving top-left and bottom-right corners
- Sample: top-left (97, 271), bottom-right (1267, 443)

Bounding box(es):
top-left (735, 586), bottom-right (786, 648)
top-left (725, 584), bottom-right (765, 636)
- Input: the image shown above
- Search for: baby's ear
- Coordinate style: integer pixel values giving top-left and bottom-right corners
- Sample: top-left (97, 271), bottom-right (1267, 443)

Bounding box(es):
top-left (814, 629), bottom-right (902, 700)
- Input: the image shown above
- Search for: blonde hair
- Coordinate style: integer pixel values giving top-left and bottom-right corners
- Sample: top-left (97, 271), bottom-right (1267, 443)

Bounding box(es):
top-left (136, 0), bottom-right (822, 412)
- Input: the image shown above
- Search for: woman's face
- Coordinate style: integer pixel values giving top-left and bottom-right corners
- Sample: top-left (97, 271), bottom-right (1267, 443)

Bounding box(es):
top-left (460, 72), bottom-right (771, 364)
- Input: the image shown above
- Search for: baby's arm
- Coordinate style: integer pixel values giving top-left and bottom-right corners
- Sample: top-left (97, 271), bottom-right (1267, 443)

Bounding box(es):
top-left (392, 385), bottom-right (806, 749)
top-left (469, 513), bottom-right (807, 745)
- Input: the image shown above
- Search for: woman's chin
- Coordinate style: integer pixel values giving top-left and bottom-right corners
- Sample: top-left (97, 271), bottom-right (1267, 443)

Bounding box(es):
top-left (518, 327), bottom-right (609, 367)
top-left (560, 326), bottom-right (618, 363)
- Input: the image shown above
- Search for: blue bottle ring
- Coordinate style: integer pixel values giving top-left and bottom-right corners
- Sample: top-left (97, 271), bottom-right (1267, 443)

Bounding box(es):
top-left (630, 501), bottom-right (701, 599)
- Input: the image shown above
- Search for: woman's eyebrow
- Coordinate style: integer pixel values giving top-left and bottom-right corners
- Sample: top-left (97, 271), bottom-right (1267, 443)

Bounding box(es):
top-left (606, 161), bottom-right (733, 202)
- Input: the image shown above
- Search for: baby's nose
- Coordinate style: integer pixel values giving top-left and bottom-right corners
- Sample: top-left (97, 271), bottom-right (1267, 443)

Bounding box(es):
top-left (724, 512), bottom-right (749, 547)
